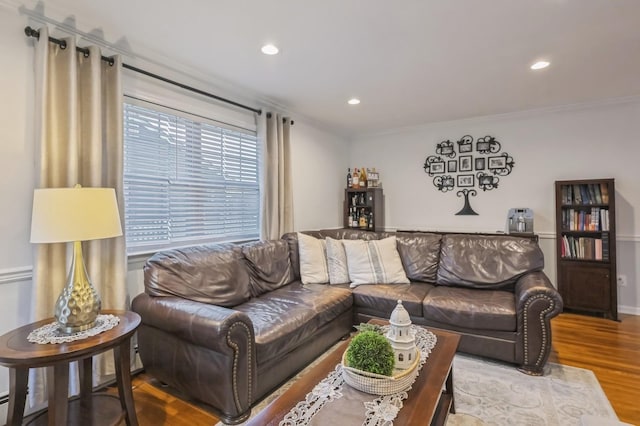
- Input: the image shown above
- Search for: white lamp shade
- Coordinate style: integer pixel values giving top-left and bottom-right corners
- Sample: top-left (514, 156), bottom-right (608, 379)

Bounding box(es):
top-left (30, 187), bottom-right (123, 243)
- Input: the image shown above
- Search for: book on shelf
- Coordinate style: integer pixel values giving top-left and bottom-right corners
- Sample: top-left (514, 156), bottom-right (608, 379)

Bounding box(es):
top-left (595, 238), bottom-right (602, 260)
top-left (561, 235), bottom-right (608, 261)
top-left (600, 209), bottom-right (609, 231)
top-left (573, 184), bottom-right (582, 204)
top-left (602, 232), bottom-right (609, 261)
top-left (580, 185), bottom-right (589, 204)
top-left (600, 182), bottom-right (609, 204)
top-left (594, 184), bottom-right (602, 204)
top-left (587, 184), bottom-right (596, 204)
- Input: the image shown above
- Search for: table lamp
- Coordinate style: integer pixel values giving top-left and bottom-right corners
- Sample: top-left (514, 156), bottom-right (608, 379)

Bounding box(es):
top-left (30, 185), bottom-right (123, 334)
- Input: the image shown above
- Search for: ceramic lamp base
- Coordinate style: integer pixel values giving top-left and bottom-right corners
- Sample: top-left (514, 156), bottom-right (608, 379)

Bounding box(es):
top-left (54, 241), bottom-right (102, 334)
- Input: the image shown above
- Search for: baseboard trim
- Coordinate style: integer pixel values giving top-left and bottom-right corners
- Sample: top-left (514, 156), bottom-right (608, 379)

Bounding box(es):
top-left (618, 305), bottom-right (640, 316)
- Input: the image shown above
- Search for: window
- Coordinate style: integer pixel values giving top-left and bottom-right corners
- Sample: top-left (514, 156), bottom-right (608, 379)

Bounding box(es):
top-left (123, 100), bottom-right (260, 254)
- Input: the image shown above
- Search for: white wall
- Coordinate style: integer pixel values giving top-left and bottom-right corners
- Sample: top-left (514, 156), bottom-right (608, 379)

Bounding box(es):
top-left (349, 99), bottom-right (640, 314)
top-left (290, 121), bottom-right (349, 231)
top-left (0, 4), bottom-right (35, 419)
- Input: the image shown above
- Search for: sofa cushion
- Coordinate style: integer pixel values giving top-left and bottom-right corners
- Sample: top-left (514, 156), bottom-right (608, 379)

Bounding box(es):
top-left (342, 237), bottom-right (410, 287)
top-left (436, 234), bottom-right (544, 289)
top-left (242, 240), bottom-right (293, 297)
top-left (234, 281), bottom-right (352, 364)
top-left (394, 233), bottom-right (442, 283)
top-left (143, 243), bottom-right (251, 307)
top-left (326, 237), bottom-right (350, 284)
top-left (423, 286), bottom-right (516, 331)
top-left (297, 232), bottom-right (329, 284)
top-left (352, 283), bottom-right (434, 318)
top-left (281, 231), bottom-right (325, 281)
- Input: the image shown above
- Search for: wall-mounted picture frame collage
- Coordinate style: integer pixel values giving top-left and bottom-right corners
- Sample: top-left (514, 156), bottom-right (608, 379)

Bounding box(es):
top-left (423, 135), bottom-right (516, 215)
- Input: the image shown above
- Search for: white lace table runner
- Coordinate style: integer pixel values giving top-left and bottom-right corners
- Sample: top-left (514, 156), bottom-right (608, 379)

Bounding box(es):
top-left (280, 325), bottom-right (437, 426)
top-left (27, 314), bottom-right (120, 344)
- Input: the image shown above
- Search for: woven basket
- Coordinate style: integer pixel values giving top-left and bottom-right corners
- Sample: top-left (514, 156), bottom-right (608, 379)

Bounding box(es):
top-left (341, 348), bottom-right (420, 395)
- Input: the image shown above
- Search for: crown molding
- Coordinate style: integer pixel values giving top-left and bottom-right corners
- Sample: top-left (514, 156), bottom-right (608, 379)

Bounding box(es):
top-left (2, 0), bottom-right (340, 135)
top-left (353, 95), bottom-right (640, 140)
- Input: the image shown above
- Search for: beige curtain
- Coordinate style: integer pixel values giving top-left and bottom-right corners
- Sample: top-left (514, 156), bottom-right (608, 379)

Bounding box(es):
top-left (261, 113), bottom-right (294, 239)
top-left (29, 27), bottom-right (126, 408)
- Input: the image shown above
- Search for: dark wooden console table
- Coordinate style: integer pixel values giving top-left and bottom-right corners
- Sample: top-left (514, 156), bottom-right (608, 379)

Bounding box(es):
top-left (0, 310), bottom-right (140, 426)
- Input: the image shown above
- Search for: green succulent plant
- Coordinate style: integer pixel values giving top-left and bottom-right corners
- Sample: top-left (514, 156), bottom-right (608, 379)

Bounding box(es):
top-left (345, 330), bottom-right (395, 376)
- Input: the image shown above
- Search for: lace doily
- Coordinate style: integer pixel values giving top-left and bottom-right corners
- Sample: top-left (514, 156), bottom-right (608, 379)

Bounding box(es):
top-left (279, 325), bottom-right (437, 426)
top-left (27, 314), bottom-right (120, 344)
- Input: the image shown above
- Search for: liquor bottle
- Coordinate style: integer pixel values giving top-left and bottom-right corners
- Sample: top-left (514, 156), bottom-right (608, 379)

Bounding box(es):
top-left (347, 168), bottom-right (353, 188)
top-left (368, 212), bottom-right (374, 230)
top-left (360, 167), bottom-right (367, 188)
top-left (359, 208), bottom-right (367, 228)
top-left (352, 208), bottom-right (359, 227)
top-left (353, 168), bottom-right (360, 188)
top-left (347, 208), bottom-right (353, 227)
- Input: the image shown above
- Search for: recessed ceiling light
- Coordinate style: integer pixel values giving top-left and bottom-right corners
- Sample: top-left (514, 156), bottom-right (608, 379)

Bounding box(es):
top-left (261, 44), bottom-right (279, 55)
top-left (531, 61), bottom-right (550, 70)
top-left (348, 98), bottom-right (361, 105)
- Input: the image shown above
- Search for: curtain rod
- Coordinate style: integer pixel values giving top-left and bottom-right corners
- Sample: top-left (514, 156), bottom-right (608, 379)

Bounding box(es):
top-left (24, 26), bottom-right (262, 116)
top-left (266, 112), bottom-right (295, 126)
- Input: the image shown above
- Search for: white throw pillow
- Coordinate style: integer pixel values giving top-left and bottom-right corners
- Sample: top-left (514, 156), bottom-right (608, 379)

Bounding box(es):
top-left (342, 236), bottom-right (410, 287)
top-left (325, 237), bottom-right (350, 284)
top-left (297, 232), bottom-right (329, 284)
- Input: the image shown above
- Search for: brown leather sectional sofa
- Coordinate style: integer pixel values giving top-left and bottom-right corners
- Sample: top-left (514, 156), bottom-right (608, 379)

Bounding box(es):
top-left (132, 229), bottom-right (563, 424)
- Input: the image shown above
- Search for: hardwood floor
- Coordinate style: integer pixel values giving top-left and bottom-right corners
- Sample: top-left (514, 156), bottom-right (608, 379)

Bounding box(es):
top-left (548, 312), bottom-right (640, 424)
top-left (117, 313), bottom-right (640, 425)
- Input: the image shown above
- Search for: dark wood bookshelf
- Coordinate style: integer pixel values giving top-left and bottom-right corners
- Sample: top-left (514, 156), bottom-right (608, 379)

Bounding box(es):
top-left (555, 178), bottom-right (617, 320)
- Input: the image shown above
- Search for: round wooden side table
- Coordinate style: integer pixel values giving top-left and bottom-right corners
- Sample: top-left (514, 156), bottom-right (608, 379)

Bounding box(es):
top-left (0, 310), bottom-right (140, 426)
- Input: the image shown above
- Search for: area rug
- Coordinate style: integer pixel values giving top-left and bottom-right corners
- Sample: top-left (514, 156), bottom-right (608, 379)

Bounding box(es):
top-left (447, 354), bottom-right (619, 425)
top-left (217, 351), bottom-right (619, 426)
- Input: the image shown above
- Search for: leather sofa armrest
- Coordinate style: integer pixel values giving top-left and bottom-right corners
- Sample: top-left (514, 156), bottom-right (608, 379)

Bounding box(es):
top-left (132, 293), bottom-right (257, 422)
top-left (132, 293), bottom-right (255, 354)
top-left (514, 271), bottom-right (564, 375)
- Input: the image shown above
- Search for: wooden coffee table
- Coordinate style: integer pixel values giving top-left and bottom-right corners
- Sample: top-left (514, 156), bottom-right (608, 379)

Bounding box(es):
top-left (248, 322), bottom-right (460, 426)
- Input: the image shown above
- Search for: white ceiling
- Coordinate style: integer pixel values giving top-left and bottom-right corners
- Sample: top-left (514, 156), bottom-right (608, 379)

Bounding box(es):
top-left (33, 0), bottom-right (640, 136)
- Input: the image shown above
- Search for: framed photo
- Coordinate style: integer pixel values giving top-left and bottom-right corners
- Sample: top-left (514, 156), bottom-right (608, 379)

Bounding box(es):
top-left (457, 135), bottom-right (473, 153)
top-left (457, 174), bottom-right (474, 187)
top-left (429, 161), bottom-right (445, 174)
top-left (475, 157), bottom-right (485, 170)
top-left (459, 143), bottom-right (472, 153)
top-left (488, 156), bottom-right (507, 169)
top-left (459, 155), bottom-right (472, 172)
top-left (447, 160), bottom-right (457, 173)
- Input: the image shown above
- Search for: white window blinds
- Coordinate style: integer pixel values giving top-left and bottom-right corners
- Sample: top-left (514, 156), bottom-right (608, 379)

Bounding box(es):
top-left (123, 101), bottom-right (260, 254)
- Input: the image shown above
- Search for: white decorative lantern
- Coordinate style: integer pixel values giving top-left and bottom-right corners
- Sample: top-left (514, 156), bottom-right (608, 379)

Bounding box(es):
top-left (386, 300), bottom-right (416, 370)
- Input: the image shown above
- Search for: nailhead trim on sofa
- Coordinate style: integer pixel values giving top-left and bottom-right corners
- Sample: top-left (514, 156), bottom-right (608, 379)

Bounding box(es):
top-left (227, 322), bottom-right (253, 414)
top-left (524, 294), bottom-right (556, 369)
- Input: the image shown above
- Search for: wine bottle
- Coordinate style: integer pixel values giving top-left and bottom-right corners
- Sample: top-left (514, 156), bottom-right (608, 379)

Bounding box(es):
top-left (360, 167), bottom-right (367, 188)
top-left (353, 168), bottom-right (360, 188)
top-left (347, 168), bottom-right (353, 188)
top-left (347, 208), bottom-right (353, 227)
top-left (352, 208), bottom-right (358, 227)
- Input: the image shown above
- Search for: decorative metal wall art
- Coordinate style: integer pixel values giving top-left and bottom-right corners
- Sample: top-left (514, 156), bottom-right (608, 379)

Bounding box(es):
top-left (423, 135), bottom-right (515, 215)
